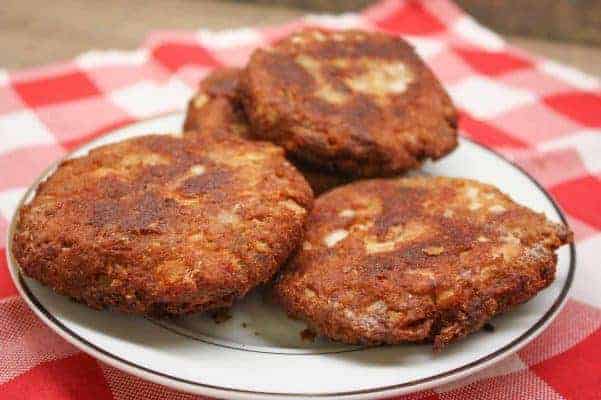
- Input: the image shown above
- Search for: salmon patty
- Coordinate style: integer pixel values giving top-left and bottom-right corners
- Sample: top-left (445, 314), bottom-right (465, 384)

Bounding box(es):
top-left (183, 67), bottom-right (352, 194)
top-left (183, 68), bottom-right (250, 139)
top-left (273, 177), bottom-right (571, 349)
top-left (240, 29), bottom-right (458, 177)
top-left (13, 133), bottom-right (313, 315)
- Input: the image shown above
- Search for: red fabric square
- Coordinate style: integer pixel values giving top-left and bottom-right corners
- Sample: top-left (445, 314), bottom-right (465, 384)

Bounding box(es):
top-left (374, 0), bottom-right (445, 35)
top-left (459, 112), bottom-right (528, 149)
top-left (519, 299), bottom-right (601, 366)
top-left (0, 218), bottom-right (7, 253)
top-left (0, 353), bottom-right (113, 400)
top-left (0, 248), bottom-right (17, 299)
top-left (13, 71), bottom-right (101, 108)
top-left (419, 0), bottom-right (464, 26)
top-left (396, 391), bottom-right (439, 400)
top-left (151, 42), bottom-right (221, 72)
top-left (532, 327), bottom-right (601, 399)
top-left (441, 369), bottom-right (559, 400)
top-left (550, 175), bottom-right (601, 230)
top-left (455, 48), bottom-right (532, 76)
top-left (544, 91), bottom-right (601, 127)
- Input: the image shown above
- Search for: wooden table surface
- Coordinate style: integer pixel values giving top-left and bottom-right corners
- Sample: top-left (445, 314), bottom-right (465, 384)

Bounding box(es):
top-left (2, 0), bottom-right (600, 77)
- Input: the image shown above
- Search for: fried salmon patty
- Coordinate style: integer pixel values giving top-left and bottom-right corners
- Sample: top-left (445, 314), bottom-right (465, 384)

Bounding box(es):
top-left (183, 68), bottom-right (250, 138)
top-left (183, 68), bottom-right (352, 194)
top-left (273, 177), bottom-right (572, 349)
top-left (13, 133), bottom-right (313, 315)
top-left (240, 29), bottom-right (458, 177)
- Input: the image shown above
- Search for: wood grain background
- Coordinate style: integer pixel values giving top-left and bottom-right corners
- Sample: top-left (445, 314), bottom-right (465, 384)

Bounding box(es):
top-left (243, 0), bottom-right (601, 46)
top-left (1, 0), bottom-right (600, 76)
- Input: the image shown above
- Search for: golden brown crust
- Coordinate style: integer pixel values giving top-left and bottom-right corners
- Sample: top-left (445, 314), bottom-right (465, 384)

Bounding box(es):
top-left (183, 68), bottom-right (353, 194)
top-left (183, 68), bottom-right (251, 139)
top-left (273, 177), bottom-right (572, 349)
top-left (240, 29), bottom-right (458, 177)
top-left (13, 133), bottom-right (313, 315)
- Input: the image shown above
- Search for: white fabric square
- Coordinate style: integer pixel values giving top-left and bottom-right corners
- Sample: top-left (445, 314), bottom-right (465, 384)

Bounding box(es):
top-left (75, 49), bottom-right (149, 68)
top-left (0, 70), bottom-right (8, 86)
top-left (448, 76), bottom-right (536, 118)
top-left (304, 13), bottom-right (368, 30)
top-left (0, 110), bottom-right (56, 155)
top-left (0, 187), bottom-right (26, 220)
top-left (452, 17), bottom-right (505, 50)
top-left (196, 28), bottom-right (263, 49)
top-left (404, 36), bottom-right (445, 60)
top-left (572, 236), bottom-right (601, 307)
top-left (110, 79), bottom-right (193, 118)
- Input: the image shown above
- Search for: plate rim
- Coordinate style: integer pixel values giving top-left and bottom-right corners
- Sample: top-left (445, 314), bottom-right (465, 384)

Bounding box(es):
top-left (6, 113), bottom-right (576, 399)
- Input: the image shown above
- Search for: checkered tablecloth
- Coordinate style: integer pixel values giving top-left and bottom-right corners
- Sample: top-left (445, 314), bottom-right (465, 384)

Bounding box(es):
top-left (1, 0), bottom-right (600, 398)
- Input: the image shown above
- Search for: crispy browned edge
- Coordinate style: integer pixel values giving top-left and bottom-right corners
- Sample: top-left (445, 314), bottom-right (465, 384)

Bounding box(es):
top-left (274, 177), bottom-right (572, 350)
top-left (240, 29), bottom-right (458, 177)
top-left (12, 133), bottom-right (313, 316)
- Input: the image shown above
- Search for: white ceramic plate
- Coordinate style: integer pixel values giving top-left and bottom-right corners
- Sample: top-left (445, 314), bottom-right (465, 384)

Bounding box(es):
top-left (7, 113), bottom-right (575, 400)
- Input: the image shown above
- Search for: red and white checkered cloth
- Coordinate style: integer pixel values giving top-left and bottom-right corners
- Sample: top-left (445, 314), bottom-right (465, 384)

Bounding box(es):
top-left (1, 0), bottom-right (600, 398)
